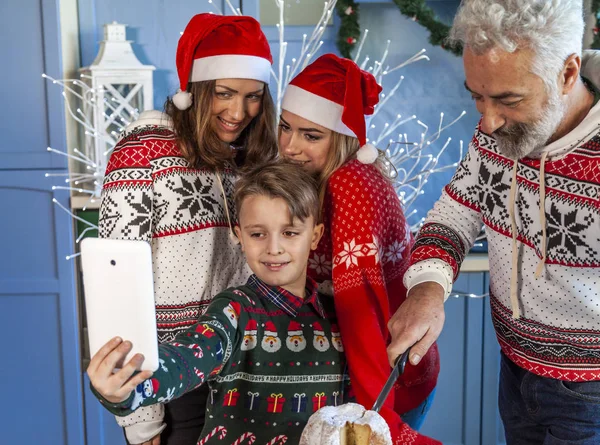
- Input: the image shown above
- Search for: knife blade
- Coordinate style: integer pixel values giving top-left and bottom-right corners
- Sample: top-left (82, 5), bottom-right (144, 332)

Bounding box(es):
top-left (371, 347), bottom-right (411, 413)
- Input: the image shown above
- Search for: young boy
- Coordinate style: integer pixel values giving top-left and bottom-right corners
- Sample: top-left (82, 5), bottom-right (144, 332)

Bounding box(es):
top-left (87, 161), bottom-right (349, 445)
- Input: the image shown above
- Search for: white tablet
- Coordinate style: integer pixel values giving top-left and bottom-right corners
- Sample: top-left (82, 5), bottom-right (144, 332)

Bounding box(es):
top-left (81, 238), bottom-right (159, 372)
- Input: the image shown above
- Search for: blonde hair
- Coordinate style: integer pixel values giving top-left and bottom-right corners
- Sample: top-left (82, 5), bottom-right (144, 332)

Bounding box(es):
top-left (317, 132), bottom-right (391, 207)
top-left (234, 159), bottom-right (321, 224)
top-left (165, 80), bottom-right (278, 171)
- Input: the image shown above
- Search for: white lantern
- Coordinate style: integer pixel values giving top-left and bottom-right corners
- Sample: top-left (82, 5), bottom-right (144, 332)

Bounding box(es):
top-left (79, 22), bottom-right (155, 196)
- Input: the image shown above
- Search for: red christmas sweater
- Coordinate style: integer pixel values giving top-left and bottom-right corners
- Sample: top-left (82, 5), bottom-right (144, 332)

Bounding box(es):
top-left (307, 159), bottom-right (441, 445)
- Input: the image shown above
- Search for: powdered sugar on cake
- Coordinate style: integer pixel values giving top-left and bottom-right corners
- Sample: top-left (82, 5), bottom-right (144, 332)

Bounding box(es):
top-left (300, 403), bottom-right (392, 445)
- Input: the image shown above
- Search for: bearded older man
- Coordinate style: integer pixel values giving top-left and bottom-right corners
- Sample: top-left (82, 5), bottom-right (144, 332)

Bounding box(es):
top-left (387, 1), bottom-right (600, 443)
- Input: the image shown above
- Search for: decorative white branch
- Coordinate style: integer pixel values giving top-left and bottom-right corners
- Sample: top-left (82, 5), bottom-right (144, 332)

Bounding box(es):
top-left (43, 72), bottom-right (139, 199)
top-left (351, 37), bottom-right (466, 231)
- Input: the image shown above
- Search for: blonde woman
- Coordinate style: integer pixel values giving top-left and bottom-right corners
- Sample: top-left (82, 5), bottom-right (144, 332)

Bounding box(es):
top-left (98, 14), bottom-right (277, 445)
top-left (279, 53), bottom-right (441, 445)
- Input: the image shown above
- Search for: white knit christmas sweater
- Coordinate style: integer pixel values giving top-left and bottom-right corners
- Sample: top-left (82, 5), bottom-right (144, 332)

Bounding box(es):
top-left (98, 110), bottom-right (251, 440)
top-left (406, 94), bottom-right (600, 382)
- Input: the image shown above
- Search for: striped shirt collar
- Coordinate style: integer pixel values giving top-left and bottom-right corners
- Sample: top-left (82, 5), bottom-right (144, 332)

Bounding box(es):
top-left (246, 274), bottom-right (325, 318)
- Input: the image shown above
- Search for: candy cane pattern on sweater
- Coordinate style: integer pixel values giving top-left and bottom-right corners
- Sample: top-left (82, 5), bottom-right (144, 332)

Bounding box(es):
top-left (231, 432), bottom-right (256, 445)
top-left (192, 367), bottom-right (206, 389)
top-left (194, 367), bottom-right (205, 381)
top-left (197, 426), bottom-right (227, 445)
top-left (172, 342), bottom-right (203, 358)
top-left (265, 435), bottom-right (287, 445)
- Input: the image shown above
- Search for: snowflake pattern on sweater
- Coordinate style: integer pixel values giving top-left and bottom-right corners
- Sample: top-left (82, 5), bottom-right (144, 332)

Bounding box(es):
top-left (308, 160), bottom-right (441, 445)
top-left (99, 124), bottom-right (250, 343)
top-left (98, 120), bottom-right (251, 433)
top-left (411, 124), bottom-right (600, 381)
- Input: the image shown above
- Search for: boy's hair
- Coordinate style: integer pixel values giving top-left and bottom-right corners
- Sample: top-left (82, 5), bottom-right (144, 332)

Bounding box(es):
top-left (234, 160), bottom-right (320, 223)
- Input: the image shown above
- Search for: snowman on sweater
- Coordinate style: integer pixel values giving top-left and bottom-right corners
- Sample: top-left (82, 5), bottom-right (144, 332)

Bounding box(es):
top-left (261, 321), bottom-right (282, 352)
top-left (131, 378), bottom-right (159, 410)
top-left (286, 320), bottom-right (307, 352)
top-left (312, 321), bottom-right (330, 352)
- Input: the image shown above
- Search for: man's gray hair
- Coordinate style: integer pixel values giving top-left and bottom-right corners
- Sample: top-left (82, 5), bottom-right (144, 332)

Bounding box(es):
top-left (449, 0), bottom-right (585, 90)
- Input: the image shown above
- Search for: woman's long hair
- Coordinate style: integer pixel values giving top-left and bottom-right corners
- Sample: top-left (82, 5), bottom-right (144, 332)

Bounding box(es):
top-left (165, 80), bottom-right (278, 171)
top-left (315, 132), bottom-right (391, 208)
top-left (316, 132), bottom-right (360, 206)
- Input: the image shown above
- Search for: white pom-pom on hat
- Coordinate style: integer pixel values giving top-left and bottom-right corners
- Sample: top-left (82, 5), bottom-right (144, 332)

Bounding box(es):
top-left (356, 143), bottom-right (379, 164)
top-left (173, 89), bottom-right (193, 110)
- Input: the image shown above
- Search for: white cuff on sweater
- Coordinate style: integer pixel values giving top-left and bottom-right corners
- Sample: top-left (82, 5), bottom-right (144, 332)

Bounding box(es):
top-left (124, 420), bottom-right (167, 444)
top-left (403, 259), bottom-right (454, 301)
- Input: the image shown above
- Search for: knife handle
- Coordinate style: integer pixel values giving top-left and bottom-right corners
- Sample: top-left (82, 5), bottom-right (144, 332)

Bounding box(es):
top-left (395, 347), bottom-right (411, 375)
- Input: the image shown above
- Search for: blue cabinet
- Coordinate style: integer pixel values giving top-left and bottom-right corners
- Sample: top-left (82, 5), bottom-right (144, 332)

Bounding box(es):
top-left (0, 0), bottom-right (85, 443)
top-left (420, 271), bottom-right (504, 445)
top-left (420, 272), bottom-right (485, 444)
top-left (0, 171), bottom-right (83, 444)
top-left (481, 274), bottom-right (506, 445)
top-left (0, 0), bottom-right (69, 169)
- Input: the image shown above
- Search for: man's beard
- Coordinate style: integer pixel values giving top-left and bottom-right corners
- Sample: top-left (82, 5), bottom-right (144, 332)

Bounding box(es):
top-left (493, 89), bottom-right (566, 160)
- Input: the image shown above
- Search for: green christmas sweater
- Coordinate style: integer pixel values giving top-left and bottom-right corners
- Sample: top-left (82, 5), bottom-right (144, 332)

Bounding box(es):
top-left (94, 275), bottom-right (350, 445)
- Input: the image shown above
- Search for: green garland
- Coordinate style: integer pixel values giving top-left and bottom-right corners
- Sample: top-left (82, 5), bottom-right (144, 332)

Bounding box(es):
top-left (337, 0), bottom-right (600, 60)
top-left (335, 0), bottom-right (361, 60)
top-left (391, 0), bottom-right (462, 56)
top-left (336, 0), bottom-right (461, 60)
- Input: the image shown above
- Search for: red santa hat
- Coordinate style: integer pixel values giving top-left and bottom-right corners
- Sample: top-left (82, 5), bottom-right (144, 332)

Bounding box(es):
top-left (229, 301), bottom-right (241, 317)
top-left (331, 324), bottom-right (341, 337)
top-left (244, 319), bottom-right (258, 334)
top-left (312, 321), bottom-right (325, 336)
top-left (264, 321), bottom-right (278, 337)
top-left (150, 378), bottom-right (160, 392)
top-left (287, 321), bottom-right (303, 336)
top-left (281, 53), bottom-right (383, 164)
top-left (173, 13), bottom-right (273, 110)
